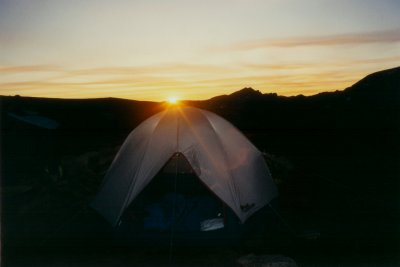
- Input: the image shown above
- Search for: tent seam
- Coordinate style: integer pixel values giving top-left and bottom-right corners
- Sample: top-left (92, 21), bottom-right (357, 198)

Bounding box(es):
top-left (115, 110), bottom-right (169, 226)
top-left (197, 108), bottom-right (242, 218)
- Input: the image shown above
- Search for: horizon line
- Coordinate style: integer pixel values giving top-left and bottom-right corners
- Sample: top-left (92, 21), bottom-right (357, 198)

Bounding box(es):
top-left (0, 85), bottom-right (347, 102)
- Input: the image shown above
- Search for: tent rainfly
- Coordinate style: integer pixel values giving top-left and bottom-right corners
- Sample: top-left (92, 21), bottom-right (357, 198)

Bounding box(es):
top-left (91, 106), bottom-right (278, 226)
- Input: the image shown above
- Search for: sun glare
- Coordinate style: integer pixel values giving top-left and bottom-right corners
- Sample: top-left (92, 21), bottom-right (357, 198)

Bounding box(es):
top-left (167, 96), bottom-right (179, 104)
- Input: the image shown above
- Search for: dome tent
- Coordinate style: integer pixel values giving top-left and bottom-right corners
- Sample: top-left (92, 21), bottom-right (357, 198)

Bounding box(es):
top-left (91, 106), bottom-right (278, 227)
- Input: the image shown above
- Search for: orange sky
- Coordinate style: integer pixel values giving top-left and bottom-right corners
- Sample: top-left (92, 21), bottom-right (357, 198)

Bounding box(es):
top-left (1, 1), bottom-right (399, 101)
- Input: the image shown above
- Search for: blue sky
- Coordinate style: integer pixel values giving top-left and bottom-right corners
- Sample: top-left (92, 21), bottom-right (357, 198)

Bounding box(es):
top-left (1, 0), bottom-right (399, 101)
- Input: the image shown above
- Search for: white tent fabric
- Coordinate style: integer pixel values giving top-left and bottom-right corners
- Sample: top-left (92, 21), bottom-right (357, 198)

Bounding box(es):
top-left (91, 106), bottom-right (278, 226)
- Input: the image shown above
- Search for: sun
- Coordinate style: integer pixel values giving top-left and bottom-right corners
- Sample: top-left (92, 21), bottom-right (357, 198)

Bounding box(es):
top-left (167, 96), bottom-right (179, 105)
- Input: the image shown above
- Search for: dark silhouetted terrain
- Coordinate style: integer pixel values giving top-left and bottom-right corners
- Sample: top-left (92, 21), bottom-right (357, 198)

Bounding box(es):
top-left (1, 66), bottom-right (399, 266)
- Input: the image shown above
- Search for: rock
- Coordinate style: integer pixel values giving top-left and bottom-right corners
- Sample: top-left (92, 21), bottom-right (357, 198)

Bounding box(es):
top-left (237, 254), bottom-right (298, 267)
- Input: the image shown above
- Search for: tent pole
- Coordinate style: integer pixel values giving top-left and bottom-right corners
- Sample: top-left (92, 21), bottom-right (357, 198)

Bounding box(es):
top-left (169, 153), bottom-right (179, 264)
top-left (168, 110), bottom-right (181, 263)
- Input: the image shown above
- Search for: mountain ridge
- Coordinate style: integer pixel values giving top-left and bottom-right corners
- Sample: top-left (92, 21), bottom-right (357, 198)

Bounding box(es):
top-left (1, 66), bottom-right (399, 134)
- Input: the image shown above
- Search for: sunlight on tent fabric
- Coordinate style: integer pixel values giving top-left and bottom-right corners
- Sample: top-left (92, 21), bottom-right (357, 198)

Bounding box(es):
top-left (91, 106), bottom-right (279, 226)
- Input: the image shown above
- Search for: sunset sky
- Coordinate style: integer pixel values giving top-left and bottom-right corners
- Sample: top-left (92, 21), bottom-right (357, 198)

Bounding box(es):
top-left (1, 0), bottom-right (399, 101)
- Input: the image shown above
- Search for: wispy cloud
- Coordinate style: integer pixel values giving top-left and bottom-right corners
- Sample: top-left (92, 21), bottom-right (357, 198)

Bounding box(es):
top-left (65, 64), bottom-right (233, 77)
top-left (242, 63), bottom-right (312, 71)
top-left (227, 29), bottom-right (400, 50)
top-left (1, 59), bottom-right (398, 100)
top-left (242, 55), bottom-right (400, 71)
top-left (347, 55), bottom-right (400, 65)
top-left (0, 65), bottom-right (62, 73)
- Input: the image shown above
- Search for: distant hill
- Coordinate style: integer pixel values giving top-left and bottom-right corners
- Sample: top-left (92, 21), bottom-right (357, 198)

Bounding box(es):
top-left (187, 66), bottom-right (400, 131)
top-left (0, 96), bottom-right (162, 132)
